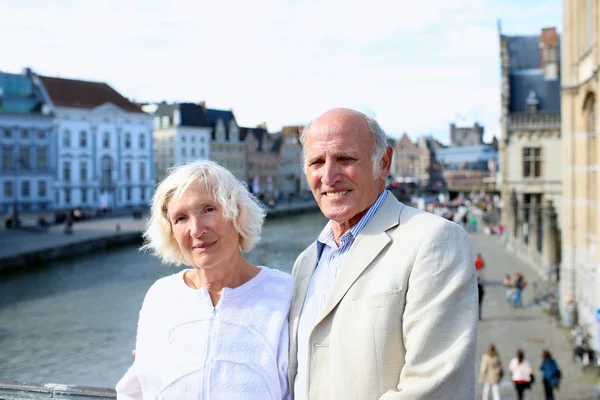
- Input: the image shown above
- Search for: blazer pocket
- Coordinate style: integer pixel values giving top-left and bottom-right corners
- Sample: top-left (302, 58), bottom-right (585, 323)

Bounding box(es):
top-left (351, 290), bottom-right (403, 313)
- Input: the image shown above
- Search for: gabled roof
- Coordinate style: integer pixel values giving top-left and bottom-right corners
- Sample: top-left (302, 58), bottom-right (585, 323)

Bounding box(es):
top-left (154, 102), bottom-right (211, 127)
top-left (241, 126), bottom-right (272, 151)
top-left (39, 75), bottom-right (143, 113)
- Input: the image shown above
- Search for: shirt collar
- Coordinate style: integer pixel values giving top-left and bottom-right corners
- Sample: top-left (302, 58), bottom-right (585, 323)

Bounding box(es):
top-left (316, 190), bottom-right (387, 256)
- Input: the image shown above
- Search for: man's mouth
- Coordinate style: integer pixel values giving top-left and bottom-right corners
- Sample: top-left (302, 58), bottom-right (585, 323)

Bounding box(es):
top-left (323, 190), bottom-right (349, 197)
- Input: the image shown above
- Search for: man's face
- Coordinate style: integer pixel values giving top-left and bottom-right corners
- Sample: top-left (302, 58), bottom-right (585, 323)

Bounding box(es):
top-left (303, 109), bottom-right (388, 228)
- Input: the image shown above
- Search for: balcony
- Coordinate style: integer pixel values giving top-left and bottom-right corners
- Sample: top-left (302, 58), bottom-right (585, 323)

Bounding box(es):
top-left (508, 112), bottom-right (560, 131)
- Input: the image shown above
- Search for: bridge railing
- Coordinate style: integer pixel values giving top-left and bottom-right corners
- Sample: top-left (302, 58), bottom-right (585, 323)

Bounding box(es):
top-left (0, 380), bottom-right (116, 399)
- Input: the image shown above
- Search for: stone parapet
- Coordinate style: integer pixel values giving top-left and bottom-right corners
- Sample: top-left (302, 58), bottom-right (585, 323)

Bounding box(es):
top-left (508, 112), bottom-right (561, 131)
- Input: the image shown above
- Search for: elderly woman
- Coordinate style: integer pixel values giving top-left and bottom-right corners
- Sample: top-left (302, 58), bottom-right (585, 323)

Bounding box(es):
top-left (116, 160), bottom-right (294, 400)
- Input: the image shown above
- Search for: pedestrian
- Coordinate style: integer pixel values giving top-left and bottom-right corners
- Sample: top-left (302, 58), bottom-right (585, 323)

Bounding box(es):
top-left (513, 272), bottom-right (526, 307)
top-left (509, 348), bottom-right (533, 400)
top-left (502, 273), bottom-right (514, 306)
top-left (479, 343), bottom-right (503, 400)
top-left (540, 349), bottom-right (561, 400)
top-left (64, 214), bottom-right (74, 235)
top-left (475, 253), bottom-right (485, 281)
top-left (470, 213), bottom-right (478, 232)
top-left (289, 107), bottom-right (478, 399)
top-left (462, 212), bottom-right (468, 229)
top-left (477, 274), bottom-right (485, 321)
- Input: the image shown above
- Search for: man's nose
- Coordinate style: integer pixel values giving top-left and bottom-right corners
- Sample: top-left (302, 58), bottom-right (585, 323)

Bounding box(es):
top-left (322, 160), bottom-right (341, 185)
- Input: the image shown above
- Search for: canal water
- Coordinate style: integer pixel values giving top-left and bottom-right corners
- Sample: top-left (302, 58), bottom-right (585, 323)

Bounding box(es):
top-left (0, 212), bottom-right (327, 388)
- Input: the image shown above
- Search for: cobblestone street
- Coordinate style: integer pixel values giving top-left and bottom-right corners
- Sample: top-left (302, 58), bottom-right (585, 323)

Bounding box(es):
top-left (471, 232), bottom-right (593, 399)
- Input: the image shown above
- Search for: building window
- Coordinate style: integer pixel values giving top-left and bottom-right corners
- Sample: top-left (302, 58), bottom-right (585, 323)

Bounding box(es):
top-left (2, 128), bottom-right (11, 138)
top-left (21, 129), bottom-right (29, 139)
top-left (191, 136), bottom-right (196, 143)
top-left (101, 156), bottom-right (113, 185)
top-left (522, 147), bottom-right (542, 178)
top-left (21, 181), bottom-right (30, 197)
top-left (37, 147), bottom-right (47, 170)
top-left (81, 189), bottom-right (87, 204)
top-left (4, 181), bottom-right (13, 197)
top-left (80, 161), bottom-right (88, 182)
top-left (139, 133), bottom-right (146, 149)
top-left (63, 161), bottom-right (71, 182)
top-left (125, 162), bottom-right (131, 181)
top-left (19, 147), bottom-right (30, 170)
top-left (182, 148), bottom-right (186, 158)
top-left (126, 187), bottom-right (132, 201)
top-left (201, 148), bottom-right (205, 157)
top-left (140, 162), bottom-right (145, 181)
top-left (2, 146), bottom-right (12, 169)
top-left (37, 130), bottom-right (46, 140)
top-left (38, 181), bottom-right (46, 197)
top-left (65, 189), bottom-right (71, 204)
top-left (191, 148), bottom-right (196, 157)
top-left (125, 132), bottom-right (132, 149)
top-left (80, 131), bottom-right (87, 148)
top-left (103, 132), bottom-right (110, 148)
top-left (63, 130), bottom-right (71, 147)
top-left (140, 188), bottom-right (145, 202)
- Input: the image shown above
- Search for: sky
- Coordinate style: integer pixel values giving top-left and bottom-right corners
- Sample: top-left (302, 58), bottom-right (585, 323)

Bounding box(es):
top-left (1, 0), bottom-right (562, 143)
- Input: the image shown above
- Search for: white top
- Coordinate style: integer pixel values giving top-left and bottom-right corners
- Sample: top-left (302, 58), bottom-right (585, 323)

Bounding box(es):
top-left (508, 358), bottom-right (532, 382)
top-left (116, 266), bottom-right (294, 400)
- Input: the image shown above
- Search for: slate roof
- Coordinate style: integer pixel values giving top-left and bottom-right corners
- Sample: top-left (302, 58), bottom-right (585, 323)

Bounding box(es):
top-left (39, 75), bottom-right (143, 113)
top-left (505, 33), bottom-right (561, 113)
top-left (154, 102), bottom-right (211, 127)
top-left (206, 108), bottom-right (236, 125)
top-left (241, 126), bottom-right (277, 151)
top-left (0, 71), bottom-right (45, 113)
top-left (509, 70), bottom-right (561, 113)
top-left (436, 144), bottom-right (497, 165)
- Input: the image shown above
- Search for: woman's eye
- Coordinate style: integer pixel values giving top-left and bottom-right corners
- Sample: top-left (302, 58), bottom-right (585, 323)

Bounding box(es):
top-left (205, 207), bottom-right (216, 213)
top-left (174, 216), bottom-right (186, 223)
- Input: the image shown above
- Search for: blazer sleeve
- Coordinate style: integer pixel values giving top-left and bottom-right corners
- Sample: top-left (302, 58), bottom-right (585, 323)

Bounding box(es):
top-left (380, 221), bottom-right (478, 399)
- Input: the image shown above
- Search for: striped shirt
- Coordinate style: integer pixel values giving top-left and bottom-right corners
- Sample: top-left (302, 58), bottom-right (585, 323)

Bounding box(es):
top-left (294, 190), bottom-right (387, 400)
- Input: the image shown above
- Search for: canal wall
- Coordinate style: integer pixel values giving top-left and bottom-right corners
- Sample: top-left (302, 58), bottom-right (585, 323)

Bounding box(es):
top-left (0, 201), bottom-right (320, 275)
top-left (0, 380), bottom-right (116, 399)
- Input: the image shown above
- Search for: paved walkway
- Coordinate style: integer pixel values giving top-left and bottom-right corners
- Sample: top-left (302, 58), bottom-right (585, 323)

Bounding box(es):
top-left (471, 232), bottom-right (592, 400)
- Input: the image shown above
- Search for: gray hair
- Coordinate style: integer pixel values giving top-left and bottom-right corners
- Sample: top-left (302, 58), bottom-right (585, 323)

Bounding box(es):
top-left (300, 114), bottom-right (388, 178)
top-left (141, 160), bottom-right (265, 265)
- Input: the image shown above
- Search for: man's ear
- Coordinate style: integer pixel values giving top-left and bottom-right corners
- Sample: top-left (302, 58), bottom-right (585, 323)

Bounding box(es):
top-left (380, 146), bottom-right (393, 177)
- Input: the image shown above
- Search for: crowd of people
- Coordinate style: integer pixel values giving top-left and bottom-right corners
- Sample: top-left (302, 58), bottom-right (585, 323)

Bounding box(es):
top-left (479, 345), bottom-right (562, 400)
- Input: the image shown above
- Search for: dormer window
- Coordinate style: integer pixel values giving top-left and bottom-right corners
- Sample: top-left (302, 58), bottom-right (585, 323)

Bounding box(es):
top-left (526, 91), bottom-right (539, 113)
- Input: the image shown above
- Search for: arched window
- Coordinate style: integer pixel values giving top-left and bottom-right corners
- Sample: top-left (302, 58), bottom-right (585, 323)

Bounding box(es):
top-left (585, 93), bottom-right (596, 236)
top-left (101, 155), bottom-right (113, 185)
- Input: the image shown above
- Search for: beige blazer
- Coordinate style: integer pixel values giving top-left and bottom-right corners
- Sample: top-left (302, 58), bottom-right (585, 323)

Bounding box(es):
top-left (288, 193), bottom-right (478, 399)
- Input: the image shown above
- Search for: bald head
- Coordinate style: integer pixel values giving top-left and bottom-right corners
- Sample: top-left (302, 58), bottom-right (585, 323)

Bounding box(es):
top-left (300, 107), bottom-right (390, 178)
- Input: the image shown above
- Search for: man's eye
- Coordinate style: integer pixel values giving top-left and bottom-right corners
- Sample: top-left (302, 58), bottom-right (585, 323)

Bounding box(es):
top-left (309, 160), bottom-right (323, 166)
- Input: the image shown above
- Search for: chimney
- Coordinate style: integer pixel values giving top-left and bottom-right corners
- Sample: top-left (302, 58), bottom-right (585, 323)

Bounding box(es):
top-left (199, 101), bottom-right (206, 112)
top-left (539, 27), bottom-right (559, 80)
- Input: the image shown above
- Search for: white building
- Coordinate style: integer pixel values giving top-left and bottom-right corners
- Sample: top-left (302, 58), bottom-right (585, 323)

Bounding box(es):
top-left (0, 69), bottom-right (55, 215)
top-left (149, 103), bottom-right (212, 182)
top-left (36, 74), bottom-right (155, 210)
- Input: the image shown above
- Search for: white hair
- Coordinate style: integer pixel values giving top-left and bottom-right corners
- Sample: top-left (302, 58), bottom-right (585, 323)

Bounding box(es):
top-left (300, 113), bottom-right (388, 178)
top-left (141, 160), bottom-right (266, 265)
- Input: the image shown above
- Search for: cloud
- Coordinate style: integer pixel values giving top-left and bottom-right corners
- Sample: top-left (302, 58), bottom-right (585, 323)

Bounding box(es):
top-left (0, 0), bottom-right (562, 143)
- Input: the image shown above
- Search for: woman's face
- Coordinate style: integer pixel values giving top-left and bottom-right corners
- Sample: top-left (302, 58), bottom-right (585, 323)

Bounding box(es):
top-left (167, 184), bottom-right (240, 269)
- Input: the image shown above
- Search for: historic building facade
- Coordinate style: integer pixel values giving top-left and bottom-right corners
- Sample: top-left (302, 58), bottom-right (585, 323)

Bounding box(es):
top-left (0, 69), bottom-right (55, 215)
top-left (392, 133), bottom-right (444, 189)
top-left (561, 0), bottom-right (599, 333)
top-left (277, 125), bottom-right (304, 198)
top-left (150, 103), bottom-right (212, 182)
top-left (205, 107), bottom-right (245, 182)
top-left (499, 26), bottom-right (562, 276)
top-left (243, 126), bottom-right (281, 199)
top-left (37, 74), bottom-right (155, 209)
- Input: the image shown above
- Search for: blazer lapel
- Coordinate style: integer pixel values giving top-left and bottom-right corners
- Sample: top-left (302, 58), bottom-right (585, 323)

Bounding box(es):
top-left (314, 193), bottom-right (404, 327)
top-left (288, 244), bottom-right (318, 383)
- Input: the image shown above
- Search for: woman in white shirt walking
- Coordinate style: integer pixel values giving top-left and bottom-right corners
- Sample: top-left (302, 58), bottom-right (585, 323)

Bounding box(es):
top-left (508, 348), bottom-right (533, 400)
top-left (116, 160), bottom-right (294, 400)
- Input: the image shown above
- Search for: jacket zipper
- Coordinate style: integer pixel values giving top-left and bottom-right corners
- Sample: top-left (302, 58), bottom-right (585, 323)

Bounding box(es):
top-left (202, 307), bottom-right (217, 399)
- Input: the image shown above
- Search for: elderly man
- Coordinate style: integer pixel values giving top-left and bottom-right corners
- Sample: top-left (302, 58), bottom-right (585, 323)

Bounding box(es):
top-left (289, 108), bottom-right (478, 399)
